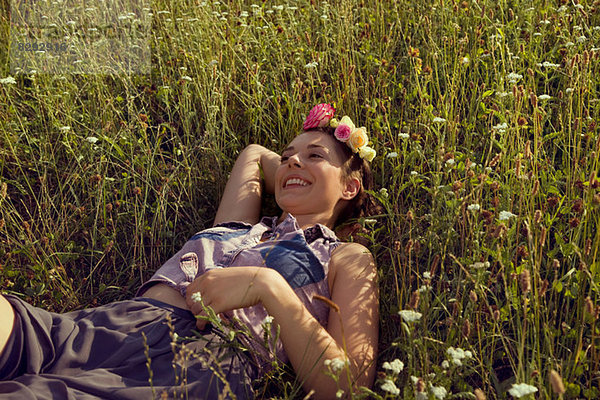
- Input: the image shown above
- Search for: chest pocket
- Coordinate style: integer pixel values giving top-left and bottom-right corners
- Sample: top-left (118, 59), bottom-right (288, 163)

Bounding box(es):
top-left (259, 235), bottom-right (325, 289)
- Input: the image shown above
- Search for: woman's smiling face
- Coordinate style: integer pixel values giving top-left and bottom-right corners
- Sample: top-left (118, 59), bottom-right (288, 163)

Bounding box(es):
top-left (275, 131), bottom-right (358, 221)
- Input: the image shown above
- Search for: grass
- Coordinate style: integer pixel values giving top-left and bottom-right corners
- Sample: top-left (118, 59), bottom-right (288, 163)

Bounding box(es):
top-left (1, 0), bottom-right (599, 398)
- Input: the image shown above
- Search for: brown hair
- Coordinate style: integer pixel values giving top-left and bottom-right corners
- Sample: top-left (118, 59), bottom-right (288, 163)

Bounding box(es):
top-left (306, 127), bottom-right (378, 227)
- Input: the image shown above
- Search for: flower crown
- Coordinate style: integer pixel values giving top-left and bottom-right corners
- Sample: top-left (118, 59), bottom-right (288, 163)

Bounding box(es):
top-left (302, 103), bottom-right (376, 162)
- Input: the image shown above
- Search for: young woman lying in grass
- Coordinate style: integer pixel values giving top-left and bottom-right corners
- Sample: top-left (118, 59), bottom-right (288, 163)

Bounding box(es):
top-left (0, 104), bottom-right (379, 399)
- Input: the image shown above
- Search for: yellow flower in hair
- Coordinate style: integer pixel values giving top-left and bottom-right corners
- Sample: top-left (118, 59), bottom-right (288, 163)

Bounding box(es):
top-left (359, 146), bottom-right (376, 162)
top-left (348, 127), bottom-right (368, 152)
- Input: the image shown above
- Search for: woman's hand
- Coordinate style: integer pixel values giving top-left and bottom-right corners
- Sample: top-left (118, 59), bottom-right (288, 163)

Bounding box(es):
top-left (185, 266), bottom-right (278, 330)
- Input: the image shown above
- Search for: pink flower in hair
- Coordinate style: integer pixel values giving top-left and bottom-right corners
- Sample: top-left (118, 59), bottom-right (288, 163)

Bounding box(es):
top-left (334, 124), bottom-right (352, 142)
top-left (303, 103), bottom-right (336, 130)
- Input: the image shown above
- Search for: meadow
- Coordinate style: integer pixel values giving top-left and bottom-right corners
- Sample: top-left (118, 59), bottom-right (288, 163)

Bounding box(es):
top-left (1, 0), bottom-right (599, 398)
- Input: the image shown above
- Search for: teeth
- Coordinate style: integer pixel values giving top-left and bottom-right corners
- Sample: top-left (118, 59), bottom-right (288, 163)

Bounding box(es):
top-left (285, 178), bottom-right (309, 187)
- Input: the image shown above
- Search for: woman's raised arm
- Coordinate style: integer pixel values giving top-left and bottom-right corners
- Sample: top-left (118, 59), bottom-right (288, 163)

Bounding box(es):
top-left (213, 144), bottom-right (281, 226)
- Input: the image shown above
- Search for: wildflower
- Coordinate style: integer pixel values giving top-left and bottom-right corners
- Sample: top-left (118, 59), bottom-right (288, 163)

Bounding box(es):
top-left (423, 271), bottom-right (432, 280)
top-left (496, 91), bottom-right (510, 98)
top-left (447, 347), bottom-right (473, 366)
top-left (0, 76), bottom-right (16, 84)
top-left (462, 56), bottom-right (470, 64)
top-left (381, 379), bottom-right (400, 395)
top-left (324, 357), bottom-right (348, 373)
top-left (508, 383), bottom-right (538, 398)
top-left (191, 292), bottom-right (203, 303)
top-left (418, 285), bottom-right (431, 293)
top-left (262, 315), bottom-right (274, 325)
top-left (499, 210), bottom-right (517, 221)
top-left (441, 360), bottom-right (450, 369)
top-left (399, 310), bottom-right (422, 323)
top-left (181, 76), bottom-right (192, 81)
top-left (445, 158), bottom-right (455, 166)
top-left (59, 126), bottom-right (71, 132)
top-left (387, 152), bottom-right (398, 158)
top-left (433, 117), bottom-right (447, 123)
top-left (506, 72), bottom-right (523, 83)
top-left (492, 122), bottom-right (508, 133)
top-left (382, 359), bottom-right (404, 374)
top-left (538, 94), bottom-right (551, 100)
top-left (410, 171), bottom-right (418, 176)
top-left (577, 36), bottom-right (587, 43)
top-left (537, 61), bottom-right (560, 68)
top-left (399, 132), bottom-right (410, 139)
top-left (364, 218), bottom-right (377, 225)
top-left (468, 204), bottom-right (481, 211)
top-left (305, 61), bottom-right (318, 68)
top-left (379, 188), bottom-right (388, 197)
top-left (430, 384), bottom-right (448, 400)
top-left (86, 137), bottom-right (99, 144)
top-left (335, 389), bottom-right (344, 398)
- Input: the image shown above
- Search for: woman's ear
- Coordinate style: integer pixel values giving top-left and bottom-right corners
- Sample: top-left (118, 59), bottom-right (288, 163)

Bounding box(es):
top-left (341, 177), bottom-right (361, 200)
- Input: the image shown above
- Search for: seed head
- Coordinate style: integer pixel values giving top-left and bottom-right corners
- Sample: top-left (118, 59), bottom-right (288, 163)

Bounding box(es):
top-left (469, 290), bottom-right (478, 303)
top-left (549, 370), bottom-right (566, 395)
top-left (409, 290), bottom-right (420, 310)
top-left (519, 269), bottom-right (531, 294)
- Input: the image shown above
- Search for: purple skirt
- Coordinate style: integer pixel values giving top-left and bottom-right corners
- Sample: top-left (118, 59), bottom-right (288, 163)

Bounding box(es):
top-left (0, 295), bottom-right (257, 399)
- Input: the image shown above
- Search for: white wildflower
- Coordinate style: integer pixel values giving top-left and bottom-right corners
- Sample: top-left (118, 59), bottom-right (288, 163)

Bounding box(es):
top-left (538, 94), bottom-right (551, 100)
top-left (399, 310), bottom-right (422, 323)
top-left (467, 204), bottom-right (481, 211)
top-left (410, 171), bottom-right (418, 176)
top-left (537, 61), bottom-right (560, 68)
top-left (86, 136), bottom-right (99, 144)
top-left (447, 347), bottom-right (473, 366)
top-left (0, 76), bottom-right (16, 84)
top-left (430, 384), bottom-right (448, 400)
top-left (381, 379), bottom-right (400, 395)
top-left (157, 10), bottom-right (170, 14)
top-left (66, 20), bottom-right (76, 26)
top-left (191, 292), bottom-right (203, 303)
top-left (240, 11), bottom-right (249, 17)
top-left (508, 383), bottom-right (538, 398)
top-left (364, 218), bottom-right (377, 225)
top-left (496, 91), bottom-right (510, 98)
top-left (574, 4), bottom-right (584, 9)
top-left (305, 61), bottom-right (318, 69)
top-left (59, 126), bottom-right (71, 132)
top-left (399, 132), bottom-right (410, 139)
top-left (336, 389), bottom-right (344, 398)
top-left (566, 88), bottom-right (574, 93)
top-left (262, 315), bottom-right (274, 325)
top-left (250, 3), bottom-right (260, 8)
top-left (506, 72), bottom-right (523, 83)
top-left (533, 32), bottom-right (542, 37)
top-left (181, 75), bottom-right (193, 81)
top-left (432, 117), bottom-right (447, 123)
top-left (418, 285), bottom-right (432, 293)
top-left (576, 36), bottom-right (586, 43)
top-left (387, 152), bottom-right (398, 158)
top-left (320, 14), bottom-right (328, 20)
top-left (423, 271), bottom-right (432, 280)
top-left (462, 56), bottom-right (470, 64)
top-left (445, 158), bottom-right (455, 166)
top-left (565, 41), bottom-right (574, 47)
top-left (499, 210), bottom-right (517, 220)
top-left (379, 188), bottom-right (388, 198)
top-left (541, 19), bottom-right (550, 25)
top-left (441, 360), bottom-right (450, 369)
top-left (382, 359), bottom-right (405, 374)
top-left (492, 122), bottom-right (508, 133)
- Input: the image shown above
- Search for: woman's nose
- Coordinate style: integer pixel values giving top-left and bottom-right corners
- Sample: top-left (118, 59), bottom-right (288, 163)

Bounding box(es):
top-left (288, 153), bottom-right (302, 168)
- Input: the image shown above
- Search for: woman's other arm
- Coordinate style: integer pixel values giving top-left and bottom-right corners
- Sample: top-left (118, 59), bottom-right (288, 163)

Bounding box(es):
top-left (213, 144), bottom-right (281, 226)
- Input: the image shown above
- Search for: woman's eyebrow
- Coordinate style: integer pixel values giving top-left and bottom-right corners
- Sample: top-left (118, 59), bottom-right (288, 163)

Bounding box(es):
top-left (282, 144), bottom-right (328, 153)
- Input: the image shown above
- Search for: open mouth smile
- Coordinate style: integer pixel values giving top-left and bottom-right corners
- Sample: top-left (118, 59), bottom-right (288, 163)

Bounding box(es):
top-left (283, 177), bottom-right (312, 188)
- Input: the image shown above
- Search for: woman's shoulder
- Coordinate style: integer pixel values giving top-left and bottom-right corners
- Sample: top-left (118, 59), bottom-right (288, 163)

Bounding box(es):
top-left (329, 242), bottom-right (375, 274)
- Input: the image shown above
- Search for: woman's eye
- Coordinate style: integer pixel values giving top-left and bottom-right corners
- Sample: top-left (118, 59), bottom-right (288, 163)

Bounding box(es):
top-left (280, 156), bottom-right (289, 162)
top-left (310, 153), bottom-right (323, 158)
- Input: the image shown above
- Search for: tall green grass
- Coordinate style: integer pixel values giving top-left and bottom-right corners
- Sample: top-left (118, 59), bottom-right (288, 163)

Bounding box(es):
top-left (1, 0), bottom-right (599, 398)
